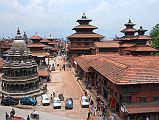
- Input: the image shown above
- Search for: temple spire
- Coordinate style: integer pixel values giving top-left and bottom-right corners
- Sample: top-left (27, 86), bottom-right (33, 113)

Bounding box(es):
top-left (128, 18), bottom-right (132, 23)
top-left (82, 12), bottom-right (87, 19)
top-left (17, 27), bottom-right (21, 35)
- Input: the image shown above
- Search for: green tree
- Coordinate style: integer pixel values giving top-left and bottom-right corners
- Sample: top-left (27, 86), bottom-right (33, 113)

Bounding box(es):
top-left (150, 24), bottom-right (159, 49)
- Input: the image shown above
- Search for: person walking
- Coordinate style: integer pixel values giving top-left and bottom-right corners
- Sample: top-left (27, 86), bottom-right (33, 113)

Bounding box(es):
top-left (90, 104), bottom-right (93, 113)
top-left (90, 113), bottom-right (93, 120)
top-left (2, 93), bottom-right (4, 100)
top-left (26, 115), bottom-right (30, 120)
top-left (5, 112), bottom-right (9, 120)
top-left (145, 116), bottom-right (149, 120)
top-left (12, 108), bottom-right (15, 115)
top-left (87, 111), bottom-right (91, 120)
top-left (93, 107), bottom-right (97, 116)
top-left (53, 92), bottom-right (55, 97)
top-left (50, 94), bottom-right (53, 102)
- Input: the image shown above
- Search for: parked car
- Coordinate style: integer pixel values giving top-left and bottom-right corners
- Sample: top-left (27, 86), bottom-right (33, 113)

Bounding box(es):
top-left (1, 97), bottom-right (19, 106)
top-left (41, 94), bottom-right (50, 106)
top-left (65, 98), bottom-right (73, 109)
top-left (53, 97), bottom-right (61, 109)
top-left (20, 96), bottom-right (37, 106)
top-left (80, 96), bottom-right (89, 108)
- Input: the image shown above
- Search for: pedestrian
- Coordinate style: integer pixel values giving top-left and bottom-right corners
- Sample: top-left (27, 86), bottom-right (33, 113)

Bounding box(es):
top-left (87, 111), bottom-right (91, 120)
top-left (10, 111), bottom-right (13, 119)
top-left (12, 108), bottom-right (15, 116)
top-left (90, 100), bottom-right (94, 106)
top-left (145, 116), bottom-right (149, 120)
top-left (53, 92), bottom-right (55, 97)
top-left (5, 112), bottom-right (9, 120)
top-left (50, 94), bottom-right (53, 101)
top-left (93, 107), bottom-right (97, 116)
top-left (88, 94), bottom-right (91, 102)
top-left (34, 96), bottom-right (37, 100)
top-left (26, 115), bottom-right (30, 120)
top-left (2, 93), bottom-right (4, 100)
top-left (90, 105), bottom-right (93, 113)
top-left (97, 104), bottom-right (100, 111)
top-left (90, 113), bottom-right (93, 120)
top-left (84, 90), bottom-right (87, 96)
top-left (109, 114), bottom-right (116, 120)
top-left (102, 111), bottom-right (106, 120)
top-left (100, 115), bottom-right (102, 120)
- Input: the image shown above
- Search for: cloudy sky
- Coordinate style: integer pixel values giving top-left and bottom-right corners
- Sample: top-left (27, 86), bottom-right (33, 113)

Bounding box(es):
top-left (0, 0), bottom-right (159, 39)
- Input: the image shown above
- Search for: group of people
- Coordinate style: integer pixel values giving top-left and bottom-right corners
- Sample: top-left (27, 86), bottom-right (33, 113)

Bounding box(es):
top-left (85, 89), bottom-right (117, 120)
top-left (5, 108), bottom-right (15, 120)
top-left (5, 108), bottom-right (38, 120)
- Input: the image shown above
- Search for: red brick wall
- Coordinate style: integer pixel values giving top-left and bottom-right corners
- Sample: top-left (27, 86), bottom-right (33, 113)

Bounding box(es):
top-left (132, 90), bottom-right (159, 103)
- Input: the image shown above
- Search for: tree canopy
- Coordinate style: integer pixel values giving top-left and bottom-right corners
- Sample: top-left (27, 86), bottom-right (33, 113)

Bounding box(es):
top-left (150, 24), bottom-right (159, 49)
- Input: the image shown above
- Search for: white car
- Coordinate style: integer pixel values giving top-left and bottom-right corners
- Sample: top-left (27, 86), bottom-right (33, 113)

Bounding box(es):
top-left (53, 97), bottom-right (61, 109)
top-left (41, 94), bottom-right (50, 106)
top-left (80, 96), bottom-right (89, 108)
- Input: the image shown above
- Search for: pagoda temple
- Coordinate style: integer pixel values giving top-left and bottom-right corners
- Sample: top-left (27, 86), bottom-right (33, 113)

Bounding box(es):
top-left (28, 34), bottom-right (49, 65)
top-left (67, 13), bottom-right (104, 62)
top-left (118, 19), bottom-right (157, 55)
top-left (0, 39), bottom-right (42, 98)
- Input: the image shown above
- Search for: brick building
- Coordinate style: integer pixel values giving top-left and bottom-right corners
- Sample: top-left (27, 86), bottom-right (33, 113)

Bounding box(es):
top-left (73, 20), bottom-right (159, 120)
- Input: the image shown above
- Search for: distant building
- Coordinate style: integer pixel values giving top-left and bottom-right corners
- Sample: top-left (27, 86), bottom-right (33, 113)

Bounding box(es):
top-left (28, 33), bottom-right (49, 65)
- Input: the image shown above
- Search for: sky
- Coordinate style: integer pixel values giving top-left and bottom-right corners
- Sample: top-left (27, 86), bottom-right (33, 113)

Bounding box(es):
top-left (0, 0), bottom-right (159, 39)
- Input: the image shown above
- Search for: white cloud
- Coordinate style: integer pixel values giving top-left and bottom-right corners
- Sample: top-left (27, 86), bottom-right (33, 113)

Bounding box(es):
top-left (0, 0), bottom-right (159, 38)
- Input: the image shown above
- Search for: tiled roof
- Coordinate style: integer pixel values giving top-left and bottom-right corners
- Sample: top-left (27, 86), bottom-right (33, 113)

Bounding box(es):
top-left (30, 35), bottom-right (43, 40)
top-left (73, 25), bottom-right (97, 30)
top-left (38, 69), bottom-right (49, 77)
top-left (48, 42), bottom-right (56, 45)
top-left (75, 54), bottom-right (159, 85)
top-left (0, 41), bottom-right (13, 48)
top-left (74, 55), bottom-right (102, 72)
top-left (94, 41), bottom-right (120, 48)
top-left (40, 39), bottom-right (51, 43)
top-left (131, 35), bottom-right (152, 40)
top-left (67, 33), bottom-right (104, 39)
top-left (119, 43), bottom-right (135, 47)
top-left (69, 47), bottom-right (90, 50)
top-left (121, 28), bottom-right (137, 33)
top-left (27, 43), bottom-right (45, 48)
top-left (125, 45), bottom-right (158, 52)
top-left (31, 51), bottom-right (49, 57)
top-left (117, 36), bottom-right (131, 41)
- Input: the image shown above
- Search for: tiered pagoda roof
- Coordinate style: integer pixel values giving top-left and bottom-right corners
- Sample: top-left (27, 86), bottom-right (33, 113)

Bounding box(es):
top-left (68, 33), bottom-right (103, 39)
top-left (120, 19), bottom-right (137, 36)
top-left (30, 34), bottom-right (43, 40)
top-left (67, 13), bottom-right (104, 39)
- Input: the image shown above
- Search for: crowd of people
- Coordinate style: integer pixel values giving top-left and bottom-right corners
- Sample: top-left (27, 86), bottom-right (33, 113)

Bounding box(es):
top-left (4, 108), bottom-right (38, 120)
top-left (85, 89), bottom-right (117, 120)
